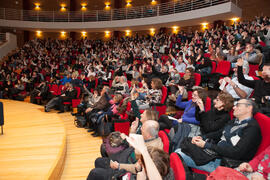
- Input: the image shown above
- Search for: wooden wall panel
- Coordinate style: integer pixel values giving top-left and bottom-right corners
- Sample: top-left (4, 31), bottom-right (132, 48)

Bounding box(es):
top-left (238, 0), bottom-right (270, 20)
top-left (0, 0), bottom-right (23, 9)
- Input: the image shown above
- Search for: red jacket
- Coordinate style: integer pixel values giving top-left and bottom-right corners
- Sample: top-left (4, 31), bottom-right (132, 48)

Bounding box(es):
top-left (249, 145), bottom-right (270, 179)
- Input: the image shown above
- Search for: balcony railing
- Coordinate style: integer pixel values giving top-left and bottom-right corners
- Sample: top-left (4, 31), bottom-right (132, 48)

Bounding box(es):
top-left (0, 0), bottom-right (238, 22)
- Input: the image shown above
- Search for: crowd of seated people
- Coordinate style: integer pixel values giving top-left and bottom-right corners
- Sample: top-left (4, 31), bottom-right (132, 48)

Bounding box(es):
top-left (0, 15), bottom-right (269, 179)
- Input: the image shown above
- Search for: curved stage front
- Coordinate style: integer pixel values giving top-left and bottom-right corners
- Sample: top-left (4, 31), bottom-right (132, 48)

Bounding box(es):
top-left (0, 100), bottom-right (102, 180)
top-left (0, 100), bottom-right (66, 180)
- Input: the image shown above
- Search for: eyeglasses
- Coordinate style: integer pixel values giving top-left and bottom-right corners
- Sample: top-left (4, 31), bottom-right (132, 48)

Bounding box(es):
top-left (234, 102), bottom-right (252, 107)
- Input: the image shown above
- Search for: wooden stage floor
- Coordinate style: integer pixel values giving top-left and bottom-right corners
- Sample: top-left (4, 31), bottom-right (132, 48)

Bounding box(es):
top-left (0, 100), bottom-right (102, 180)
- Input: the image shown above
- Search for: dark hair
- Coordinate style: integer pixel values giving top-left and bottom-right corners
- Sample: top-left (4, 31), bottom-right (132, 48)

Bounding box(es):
top-left (186, 67), bottom-right (195, 78)
top-left (194, 88), bottom-right (207, 105)
top-left (263, 63), bottom-right (270, 67)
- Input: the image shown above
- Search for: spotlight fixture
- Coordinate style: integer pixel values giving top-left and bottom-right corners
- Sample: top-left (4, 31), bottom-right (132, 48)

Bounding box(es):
top-left (151, 0), bottom-right (157, 5)
top-left (34, 3), bottom-right (41, 10)
top-left (81, 3), bottom-right (87, 11)
top-left (60, 31), bottom-right (66, 38)
top-left (81, 31), bottom-right (87, 37)
top-left (126, 1), bottom-right (132, 7)
top-left (201, 22), bottom-right (208, 29)
top-left (36, 30), bottom-right (42, 37)
top-left (105, 31), bottom-right (111, 38)
top-left (105, 2), bottom-right (111, 10)
top-left (125, 30), bottom-right (131, 36)
top-left (172, 26), bottom-right (179, 34)
top-left (60, 3), bottom-right (66, 12)
top-left (231, 17), bottom-right (239, 22)
top-left (150, 28), bottom-right (155, 36)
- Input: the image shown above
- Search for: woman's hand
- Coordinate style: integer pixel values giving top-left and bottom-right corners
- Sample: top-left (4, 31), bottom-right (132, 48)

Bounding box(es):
top-left (126, 134), bottom-right (147, 154)
top-left (238, 162), bottom-right (253, 172)
top-left (178, 86), bottom-right (184, 95)
top-left (130, 118), bottom-right (139, 132)
top-left (192, 138), bottom-right (206, 148)
top-left (196, 98), bottom-right (205, 112)
top-left (110, 160), bottom-right (119, 169)
top-left (191, 136), bottom-right (202, 144)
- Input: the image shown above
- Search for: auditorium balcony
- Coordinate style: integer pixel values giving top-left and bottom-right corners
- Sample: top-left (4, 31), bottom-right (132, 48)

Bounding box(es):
top-left (0, 0), bottom-right (241, 31)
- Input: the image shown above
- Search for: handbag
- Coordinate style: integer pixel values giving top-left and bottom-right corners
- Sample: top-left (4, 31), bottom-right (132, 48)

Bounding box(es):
top-left (180, 137), bottom-right (219, 166)
top-left (74, 116), bottom-right (86, 128)
top-left (207, 166), bottom-right (248, 180)
top-left (97, 114), bottom-right (113, 137)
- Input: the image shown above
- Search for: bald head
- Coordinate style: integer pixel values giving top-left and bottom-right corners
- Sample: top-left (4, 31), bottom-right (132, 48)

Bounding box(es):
top-left (141, 120), bottom-right (159, 140)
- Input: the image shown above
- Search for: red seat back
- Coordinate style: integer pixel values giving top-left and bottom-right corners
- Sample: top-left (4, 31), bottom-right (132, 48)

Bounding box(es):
top-left (254, 112), bottom-right (270, 156)
top-left (74, 87), bottom-right (81, 99)
top-left (158, 131), bottom-right (170, 153)
top-left (249, 64), bottom-right (259, 77)
top-left (205, 97), bottom-right (211, 112)
top-left (114, 121), bottom-right (130, 135)
top-left (160, 86), bottom-right (168, 104)
top-left (50, 84), bottom-right (59, 96)
top-left (194, 73), bottom-right (201, 86)
top-left (215, 61), bottom-right (231, 76)
top-left (211, 61), bottom-right (217, 74)
top-left (127, 81), bottom-right (131, 88)
top-left (170, 153), bottom-right (186, 180)
top-left (179, 73), bottom-right (185, 78)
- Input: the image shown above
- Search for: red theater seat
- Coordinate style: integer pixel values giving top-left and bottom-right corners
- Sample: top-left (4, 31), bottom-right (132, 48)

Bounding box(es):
top-left (158, 130), bottom-right (170, 153)
top-left (170, 153), bottom-right (186, 180)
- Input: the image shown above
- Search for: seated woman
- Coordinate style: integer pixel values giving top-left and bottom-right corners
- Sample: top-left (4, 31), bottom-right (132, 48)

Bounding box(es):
top-left (44, 83), bottom-right (77, 113)
top-left (10, 80), bottom-right (26, 101)
top-left (195, 91), bottom-right (234, 135)
top-left (91, 93), bottom-right (123, 137)
top-left (236, 145), bottom-right (270, 180)
top-left (135, 78), bottom-right (163, 110)
top-left (73, 86), bottom-right (101, 116)
top-left (30, 81), bottom-right (49, 104)
top-left (166, 68), bottom-right (181, 94)
top-left (159, 87), bottom-right (207, 130)
top-left (111, 76), bottom-right (129, 95)
top-left (168, 67), bottom-right (195, 102)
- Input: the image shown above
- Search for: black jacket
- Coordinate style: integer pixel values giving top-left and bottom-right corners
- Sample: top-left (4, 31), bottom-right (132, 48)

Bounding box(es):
top-left (203, 118), bottom-right (261, 161)
top-left (196, 107), bottom-right (231, 135)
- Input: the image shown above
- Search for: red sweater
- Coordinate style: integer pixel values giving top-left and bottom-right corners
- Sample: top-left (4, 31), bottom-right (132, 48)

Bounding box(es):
top-left (249, 145), bottom-right (270, 179)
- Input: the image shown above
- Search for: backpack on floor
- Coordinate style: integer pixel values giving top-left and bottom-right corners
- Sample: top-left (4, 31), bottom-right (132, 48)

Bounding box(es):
top-left (74, 116), bottom-right (87, 128)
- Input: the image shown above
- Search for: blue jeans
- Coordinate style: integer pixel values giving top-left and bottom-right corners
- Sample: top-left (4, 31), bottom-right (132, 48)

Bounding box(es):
top-left (175, 148), bottom-right (221, 172)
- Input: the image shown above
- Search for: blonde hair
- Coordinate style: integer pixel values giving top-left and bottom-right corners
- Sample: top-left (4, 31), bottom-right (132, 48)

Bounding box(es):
top-left (113, 94), bottom-right (123, 103)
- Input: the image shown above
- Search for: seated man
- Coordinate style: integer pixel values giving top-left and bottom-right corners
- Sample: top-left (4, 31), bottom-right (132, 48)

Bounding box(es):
top-left (219, 60), bottom-right (253, 99)
top-left (87, 120), bottom-right (163, 180)
top-left (175, 99), bottom-right (262, 172)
